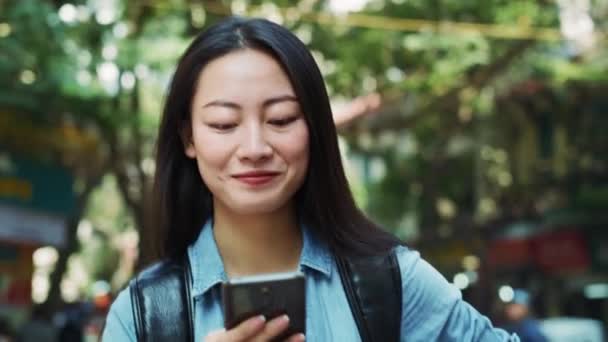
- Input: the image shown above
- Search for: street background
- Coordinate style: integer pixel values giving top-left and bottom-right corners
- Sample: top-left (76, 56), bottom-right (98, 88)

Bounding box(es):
top-left (0, 0), bottom-right (607, 340)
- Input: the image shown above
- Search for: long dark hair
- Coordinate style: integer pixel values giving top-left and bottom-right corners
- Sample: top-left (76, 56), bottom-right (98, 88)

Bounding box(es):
top-left (152, 16), bottom-right (401, 260)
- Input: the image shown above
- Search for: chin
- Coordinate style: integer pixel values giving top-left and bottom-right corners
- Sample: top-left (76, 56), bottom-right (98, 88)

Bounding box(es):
top-left (214, 186), bottom-right (301, 216)
top-left (229, 201), bottom-right (286, 215)
top-left (225, 191), bottom-right (296, 215)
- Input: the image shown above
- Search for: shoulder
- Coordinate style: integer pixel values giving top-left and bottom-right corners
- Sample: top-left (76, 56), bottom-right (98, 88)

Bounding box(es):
top-left (103, 258), bottom-right (182, 341)
top-left (395, 246), bottom-right (462, 321)
top-left (135, 258), bottom-right (185, 281)
top-left (102, 286), bottom-right (136, 341)
top-left (393, 245), bottom-right (462, 316)
top-left (393, 245), bottom-right (456, 293)
top-left (393, 246), bottom-right (518, 341)
top-left (393, 245), bottom-right (464, 324)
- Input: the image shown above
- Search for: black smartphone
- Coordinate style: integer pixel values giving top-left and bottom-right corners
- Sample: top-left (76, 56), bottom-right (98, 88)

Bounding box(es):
top-left (221, 271), bottom-right (306, 341)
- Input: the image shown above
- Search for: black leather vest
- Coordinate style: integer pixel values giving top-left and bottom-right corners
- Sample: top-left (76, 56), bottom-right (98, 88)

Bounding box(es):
top-left (128, 250), bottom-right (402, 342)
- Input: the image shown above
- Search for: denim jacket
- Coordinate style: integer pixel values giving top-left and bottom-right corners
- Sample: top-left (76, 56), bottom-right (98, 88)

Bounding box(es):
top-left (102, 220), bottom-right (519, 341)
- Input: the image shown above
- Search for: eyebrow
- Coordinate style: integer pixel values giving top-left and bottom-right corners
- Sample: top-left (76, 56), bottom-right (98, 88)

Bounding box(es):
top-left (201, 95), bottom-right (298, 110)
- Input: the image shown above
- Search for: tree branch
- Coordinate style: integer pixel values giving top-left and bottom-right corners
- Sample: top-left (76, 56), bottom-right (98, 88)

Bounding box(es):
top-left (45, 158), bottom-right (110, 310)
top-left (129, 78), bottom-right (147, 198)
top-left (359, 39), bottom-right (536, 134)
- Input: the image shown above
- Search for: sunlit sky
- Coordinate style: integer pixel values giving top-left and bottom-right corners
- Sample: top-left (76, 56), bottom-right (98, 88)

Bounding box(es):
top-left (329, 0), bottom-right (369, 13)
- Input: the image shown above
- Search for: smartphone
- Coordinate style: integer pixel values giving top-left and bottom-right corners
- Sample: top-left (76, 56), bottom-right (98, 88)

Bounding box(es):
top-left (222, 271), bottom-right (306, 341)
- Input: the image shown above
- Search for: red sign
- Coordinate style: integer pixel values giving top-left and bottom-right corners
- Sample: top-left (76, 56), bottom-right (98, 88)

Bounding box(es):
top-left (532, 230), bottom-right (590, 274)
top-left (2, 277), bottom-right (31, 305)
top-left (0, 243), bottom-right (33, 306)
top-left (487, 238), bottom-right (532, 268)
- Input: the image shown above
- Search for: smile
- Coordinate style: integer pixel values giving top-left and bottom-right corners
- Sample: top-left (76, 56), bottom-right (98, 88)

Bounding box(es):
top-left (232, 171), bottom-right (280, 186)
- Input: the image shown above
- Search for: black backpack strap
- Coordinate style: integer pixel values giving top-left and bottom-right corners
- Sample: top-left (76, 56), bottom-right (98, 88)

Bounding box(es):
top-left (128, 250), bottom-right (401, 342)
top-left (337, 248), bottom-right (402, 342)
top-left (129, 255), bottom-right (194, 342)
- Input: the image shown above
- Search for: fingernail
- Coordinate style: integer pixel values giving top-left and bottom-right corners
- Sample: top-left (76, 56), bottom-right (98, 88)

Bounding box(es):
top-left (298, 333), bottom-right (306, 341)
top-left (281, 315), bottom-right (290, 323)
top-left (249, 315), bottom-right (266, 328)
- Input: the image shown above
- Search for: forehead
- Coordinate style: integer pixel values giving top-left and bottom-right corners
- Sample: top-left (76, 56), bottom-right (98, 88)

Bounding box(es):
top-left (193, 49), bottom-right (296, 103)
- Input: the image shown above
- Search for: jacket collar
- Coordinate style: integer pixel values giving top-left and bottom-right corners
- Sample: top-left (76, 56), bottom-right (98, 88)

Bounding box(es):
top-left (187, 219), bottom-right (332, 299)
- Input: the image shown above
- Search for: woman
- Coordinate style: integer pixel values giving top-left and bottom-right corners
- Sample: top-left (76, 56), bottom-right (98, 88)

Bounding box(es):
top-left (103, 17), bottom-right (517, 341)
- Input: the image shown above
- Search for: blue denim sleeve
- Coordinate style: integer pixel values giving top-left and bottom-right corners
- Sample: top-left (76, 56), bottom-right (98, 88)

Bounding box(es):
top-left (102, 287), bottom-right (137, 342)
top-left (396, 246), bottom-right (520, 341)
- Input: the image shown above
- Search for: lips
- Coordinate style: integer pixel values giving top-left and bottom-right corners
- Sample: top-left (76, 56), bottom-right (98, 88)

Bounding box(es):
top-left (232, 171), bottom-right (280, 186)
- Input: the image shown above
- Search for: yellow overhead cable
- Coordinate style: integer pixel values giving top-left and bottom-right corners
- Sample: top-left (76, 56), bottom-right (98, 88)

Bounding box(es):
top-left (145, 2), bottom-right (605, 42)
top-left (197, 2), bottom-right (564, 41)
top-left (303, 12), bottom-right (565, 41)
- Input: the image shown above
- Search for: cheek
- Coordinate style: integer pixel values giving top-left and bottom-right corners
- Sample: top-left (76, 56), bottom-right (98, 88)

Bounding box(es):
top-left (192, 129), bottom-right (232, 170)
top-left (280, 126), bottom-right (309, 167)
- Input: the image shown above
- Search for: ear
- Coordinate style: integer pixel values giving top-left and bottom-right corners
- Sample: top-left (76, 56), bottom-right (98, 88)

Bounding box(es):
top-left (180, 124), bottom-right (196, 159)
top-left (185, 142), bottom-right (196, 159)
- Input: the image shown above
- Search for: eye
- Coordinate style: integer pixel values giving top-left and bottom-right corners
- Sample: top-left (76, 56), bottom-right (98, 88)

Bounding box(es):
top-left (208, 123), bottom-right (237, 131)
top-left (268, 115), bottom-right (299, 127)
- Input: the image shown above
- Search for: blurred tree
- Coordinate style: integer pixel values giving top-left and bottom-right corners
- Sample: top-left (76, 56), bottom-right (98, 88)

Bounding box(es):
top-left (1, 0), bottom-right (606, 308)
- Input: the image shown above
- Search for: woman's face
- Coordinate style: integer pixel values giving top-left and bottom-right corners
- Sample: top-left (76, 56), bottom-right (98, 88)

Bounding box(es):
top-left (186, 49), bottom-right (310, 216)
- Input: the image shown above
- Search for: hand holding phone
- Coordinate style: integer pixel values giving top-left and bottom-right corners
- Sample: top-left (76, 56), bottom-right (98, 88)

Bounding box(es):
top-left (221, 271), bottom-right (306, 342)
top-left (204, 315), bottom-right (305, 342)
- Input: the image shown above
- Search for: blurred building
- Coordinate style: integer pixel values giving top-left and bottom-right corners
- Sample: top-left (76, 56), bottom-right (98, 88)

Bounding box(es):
top-left (0, 154), bottom-right (74, 326)
top-left (485, 80), bottom-right (608, 325)
top-left (0, 109), bottom-right (90, 329)
top-left (361, 79), bottom-right (608, 328)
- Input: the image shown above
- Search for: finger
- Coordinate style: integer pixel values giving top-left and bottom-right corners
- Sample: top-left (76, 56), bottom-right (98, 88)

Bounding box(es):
top-left (285, 333), bottom-right (306, 342)
top-left (222, 315), bottom-right (266, 341)
top-left (253, 315), bottom-right (290, 342)
top-left (204, 328), bottom-right (225, 342)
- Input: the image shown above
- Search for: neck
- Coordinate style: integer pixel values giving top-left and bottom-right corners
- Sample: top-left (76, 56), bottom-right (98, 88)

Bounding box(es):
top-left (213, 201), bottom-right (302, 278)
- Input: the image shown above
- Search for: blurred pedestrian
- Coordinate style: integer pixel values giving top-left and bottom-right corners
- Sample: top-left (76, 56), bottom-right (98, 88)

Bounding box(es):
top-left (502, 289), bottom-right (548, 342)
top-left (16, 305), bottom-right (57, 342)
top-left (0, 317), bottom-right (14, 342)
top-left (56, 303), bottom-right (85, 342)
top-left (103, 16), bottom-right (517, 341)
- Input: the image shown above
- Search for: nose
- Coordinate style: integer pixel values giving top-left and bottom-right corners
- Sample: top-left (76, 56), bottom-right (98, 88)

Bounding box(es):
top-left (236, 122), bottom-right (272, 162)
